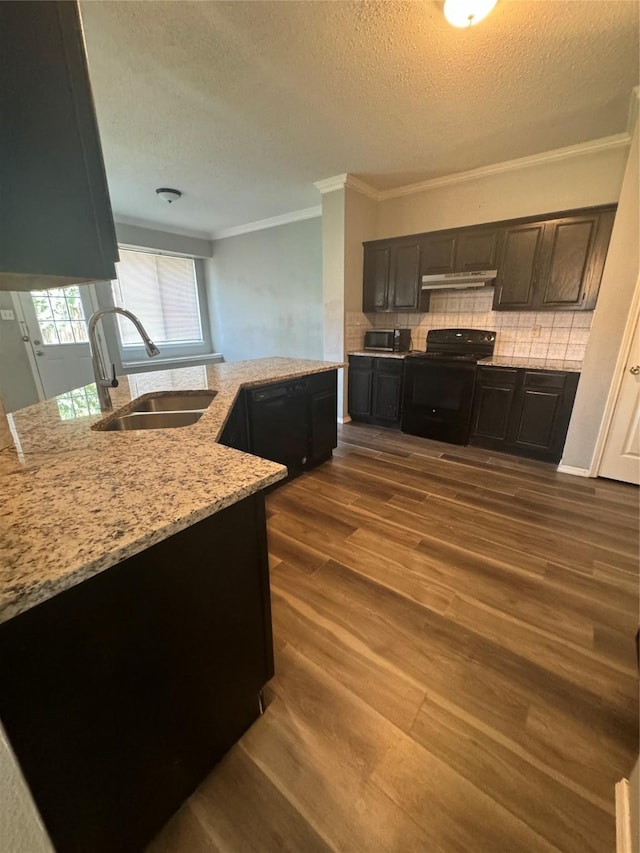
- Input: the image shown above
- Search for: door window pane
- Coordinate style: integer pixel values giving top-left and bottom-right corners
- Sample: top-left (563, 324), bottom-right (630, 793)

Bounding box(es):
top-left (30, 287), bottom-right (89, 344)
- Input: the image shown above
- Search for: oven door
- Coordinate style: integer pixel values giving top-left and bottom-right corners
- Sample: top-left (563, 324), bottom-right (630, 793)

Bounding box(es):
top-left (400, 359), bottom-right (477, 445)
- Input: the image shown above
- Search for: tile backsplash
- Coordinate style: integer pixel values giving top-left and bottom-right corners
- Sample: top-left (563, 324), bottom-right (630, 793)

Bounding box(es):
top-left (346, 287), bottom-right (592, 364)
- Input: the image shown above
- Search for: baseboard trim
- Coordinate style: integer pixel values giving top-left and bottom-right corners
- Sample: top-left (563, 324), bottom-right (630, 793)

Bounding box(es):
top-left (338, 415), bottom-right (352, 424)
top-left (615, 779), bottom-right (632, 853)
top-left (556, 464), bottom-right (591, 477)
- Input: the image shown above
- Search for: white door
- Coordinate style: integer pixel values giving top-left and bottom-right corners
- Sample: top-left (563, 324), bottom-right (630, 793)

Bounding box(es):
top-left (599, 318), bottom-right (640, 484)
top-left (17, 285), bottom-right (98, 399)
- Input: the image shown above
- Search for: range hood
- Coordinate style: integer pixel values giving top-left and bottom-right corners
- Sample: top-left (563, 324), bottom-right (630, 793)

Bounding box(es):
top-left (421, 270), bottom-right (498, 291)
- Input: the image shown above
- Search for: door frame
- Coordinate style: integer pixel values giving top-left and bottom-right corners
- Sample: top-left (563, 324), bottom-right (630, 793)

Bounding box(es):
top-left (11, 283), bottom-right (102, 403)
top-left (591, 274), bottom-right (640, 476)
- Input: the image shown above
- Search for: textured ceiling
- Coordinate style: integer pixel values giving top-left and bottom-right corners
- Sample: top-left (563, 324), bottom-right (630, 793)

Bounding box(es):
top-left (80, 0), bottom-right (640, 237)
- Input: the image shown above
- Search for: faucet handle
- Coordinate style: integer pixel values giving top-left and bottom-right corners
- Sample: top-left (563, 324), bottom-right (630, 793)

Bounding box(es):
top-left (109, 363), bottom-right (119, 388)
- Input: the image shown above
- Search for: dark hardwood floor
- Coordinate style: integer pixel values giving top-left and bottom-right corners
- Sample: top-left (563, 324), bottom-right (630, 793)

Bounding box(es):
top-left (148, 422), bottom-right (639, 853)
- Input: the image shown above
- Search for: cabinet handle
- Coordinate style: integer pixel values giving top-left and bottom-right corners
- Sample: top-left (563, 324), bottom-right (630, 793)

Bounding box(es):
top-left (630, 365), bottom-right (640, 375)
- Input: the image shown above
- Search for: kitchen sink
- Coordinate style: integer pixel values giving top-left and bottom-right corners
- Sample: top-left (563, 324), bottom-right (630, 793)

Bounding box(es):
top-left (98, 411), bottom-right (205, 431)
top-left (127, 391), bottom-right (217, 413)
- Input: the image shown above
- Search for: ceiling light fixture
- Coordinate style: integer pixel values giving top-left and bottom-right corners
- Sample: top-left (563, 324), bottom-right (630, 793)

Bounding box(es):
top-left (156, 187), bottom-right (182, 204)
top-left (443, 0), bottom-right (497, 28)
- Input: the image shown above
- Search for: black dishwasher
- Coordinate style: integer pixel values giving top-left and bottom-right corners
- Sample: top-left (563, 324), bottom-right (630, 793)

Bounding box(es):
top-left (247, 380), bottom-right (310, 475)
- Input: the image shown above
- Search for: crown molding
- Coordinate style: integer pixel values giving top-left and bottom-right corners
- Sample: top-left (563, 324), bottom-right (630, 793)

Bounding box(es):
top-left (314, 173), bottom-right (379, 200)
top-left (314, 174), bottom-right (348, 194)
top-left (344, 175), bottom-right (380, 200)
top-left (211, 206), bottom-right (321, 241)
top-left (377, 133), bottom-right (632, 201)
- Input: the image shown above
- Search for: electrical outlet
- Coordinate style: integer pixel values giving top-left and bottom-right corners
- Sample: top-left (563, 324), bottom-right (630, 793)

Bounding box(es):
top-left (532, 325), bottom-right (541, 338)
top-left (0, 310), bottom-right (15, 321)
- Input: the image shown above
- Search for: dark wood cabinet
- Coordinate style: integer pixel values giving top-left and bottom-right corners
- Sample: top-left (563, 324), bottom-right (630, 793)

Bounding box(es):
top-left (347, 357), bottom-right (374, 416)
top-left (493, 206), bottom-right (615, 312)
top-left (348, 356), bottom-right (403, 426)
top-left (493, 223), bottom-right (546, 310)
top-left (390, 241), bottom-right (422, 310)
top-left (471, 366), bottom-right (580, 462)
top-left (421, 233), bottom-right (457, 275)
top-left (471, 367), bottom-right (519, 441)
top-left (0, 1), bottom-right (119, 291)
top-left (421, 228), bottom-right (498, 276)
top-left (363, 205), bottom-right (615, 316)
top-left (362, 245), bottom-right (390, 311)
top-left (456, 228), bottom-right (499, 271)
top-left (363, 240), bottom-right (424, 312)
top-left (0, 494), bottom-right (273, 853)
top-left (220, 371), bottom-right (338, 479)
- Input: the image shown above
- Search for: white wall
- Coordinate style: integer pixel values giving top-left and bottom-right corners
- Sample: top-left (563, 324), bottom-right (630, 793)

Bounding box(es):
top-left (563, 119), bottom-right (640, 470)
top-left (0, 723), bottom-right (53, 853)
top-left (207, 217), bottom-right (323, 363)
top-left (376, 144), bottom-right (628, 237)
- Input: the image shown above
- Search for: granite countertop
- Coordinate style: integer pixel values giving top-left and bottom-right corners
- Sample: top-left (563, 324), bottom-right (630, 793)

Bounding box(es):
top-left (348, 350), bottom-right (581, 372)
top-left (0, 357), bottom-right (342, 624)
top-left (348, 350), bottom-right (411, 359)
top-left (480, 357), bottom-right (582, 372)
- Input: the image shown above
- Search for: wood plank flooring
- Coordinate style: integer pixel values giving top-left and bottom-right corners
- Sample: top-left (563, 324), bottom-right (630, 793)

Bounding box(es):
top-left (148, 423), bottom-right (639, 853)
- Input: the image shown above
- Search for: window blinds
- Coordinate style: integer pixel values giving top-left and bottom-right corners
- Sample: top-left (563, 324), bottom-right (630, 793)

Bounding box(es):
top-left (112, 250), bottom-right (203, 346)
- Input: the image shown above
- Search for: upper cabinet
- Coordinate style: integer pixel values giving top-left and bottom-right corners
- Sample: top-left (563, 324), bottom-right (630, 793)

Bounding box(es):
top-left (493, 206), bottom-right (616, 312)
top-left (363, 238), bottom-right (426, 312)
top-left (0, 1), bottom-right (119, 292)
top-left (363, 205), bottom-right (616, 314)
top-left (421, 227), bottom-right (499, 276)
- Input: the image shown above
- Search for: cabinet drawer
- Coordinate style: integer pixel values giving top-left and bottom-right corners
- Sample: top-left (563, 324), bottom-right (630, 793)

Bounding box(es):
top-left (477, 367), bottom-right (518, 385)
top-left (522, 371), bottom-right (567, 390)
top-left (374, 358), bottom-right (403, 374)
top-left (349, 356), bottom-right (373, 370)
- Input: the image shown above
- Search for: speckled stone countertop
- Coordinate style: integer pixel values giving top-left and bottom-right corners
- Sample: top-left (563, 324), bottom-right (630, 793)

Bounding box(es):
top-left (0, 357), bottom-right (342, 624)
top-left (480, 357), bottom-right (582, 372)
top-left (349, 351), bottom-right (581, 372)
top-left (348, 350), bottom-right (411, 359)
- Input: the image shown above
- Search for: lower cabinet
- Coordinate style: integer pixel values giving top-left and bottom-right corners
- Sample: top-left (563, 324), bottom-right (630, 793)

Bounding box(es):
top-left (219, 370), bottom-right (338, 478)
top-left (348, 356), bottom-right (404, 426)
top-left (0, 494), bottom-right (273, 853)
top-left (471, 366), bottom-right (580, 462)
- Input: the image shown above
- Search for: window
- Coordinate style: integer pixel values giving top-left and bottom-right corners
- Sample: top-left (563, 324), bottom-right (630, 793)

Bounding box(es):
top-left (30, 286), bottom-right (89, 345)
top-left (111, 248), bottom-right (212, 361)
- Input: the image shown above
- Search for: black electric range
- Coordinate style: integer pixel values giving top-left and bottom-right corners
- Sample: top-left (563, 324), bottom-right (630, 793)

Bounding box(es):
top-left (401, 329), bottom-right (496, 444)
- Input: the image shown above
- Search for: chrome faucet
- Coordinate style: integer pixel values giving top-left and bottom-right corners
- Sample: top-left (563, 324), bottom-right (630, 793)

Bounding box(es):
top-left (88, 307), bottom-right (160, 411)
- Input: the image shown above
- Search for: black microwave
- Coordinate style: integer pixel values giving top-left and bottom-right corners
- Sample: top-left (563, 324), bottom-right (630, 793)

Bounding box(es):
top-left (364, 328), bottom-right (411, 352)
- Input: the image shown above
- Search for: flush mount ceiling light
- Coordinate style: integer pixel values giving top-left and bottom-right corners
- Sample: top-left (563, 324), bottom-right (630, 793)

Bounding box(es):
top-left (155, 187), bottom-right (182, 204)
top-left (443, 0), bottom-right (497, 28)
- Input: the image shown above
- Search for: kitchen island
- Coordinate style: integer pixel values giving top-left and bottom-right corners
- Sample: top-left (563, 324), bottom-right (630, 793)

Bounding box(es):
top-left (0, 356), bottom-right (341, 853)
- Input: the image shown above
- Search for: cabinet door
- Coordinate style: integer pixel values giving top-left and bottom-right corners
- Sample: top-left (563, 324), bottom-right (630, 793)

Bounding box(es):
top-left (372, 367), bottom-right (403, 423)
top-left (389, 242), bottom-right (421, 311)
top-left (493, 223), bottom-right (546, 310)
top-left (509, 371), bottom-right (579, 462)
top-left (219, 391), bottom-right (249, 452)
top-left (421, 234), bottom-right (457, 275)
top-left (309, 390), bottom-right (337, 461)
top-left (538, 211), bottom-right (614, 310)
top-left (363, 245), bottom-right (390, 312)
top-left (1, 1), bottom-right (118, 290)
top-left (348, 360), bottom-right (374, 417)
top-left (456, 229), bottom-right (499, 271)
top-left (471, 368), bottom-right (518, 442)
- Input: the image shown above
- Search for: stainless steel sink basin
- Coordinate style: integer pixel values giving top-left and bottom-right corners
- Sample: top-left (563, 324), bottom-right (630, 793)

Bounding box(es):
top-left (98, 411), bottom-right (205, 431)
top-left (128, 391), bottom-right (217, 413)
